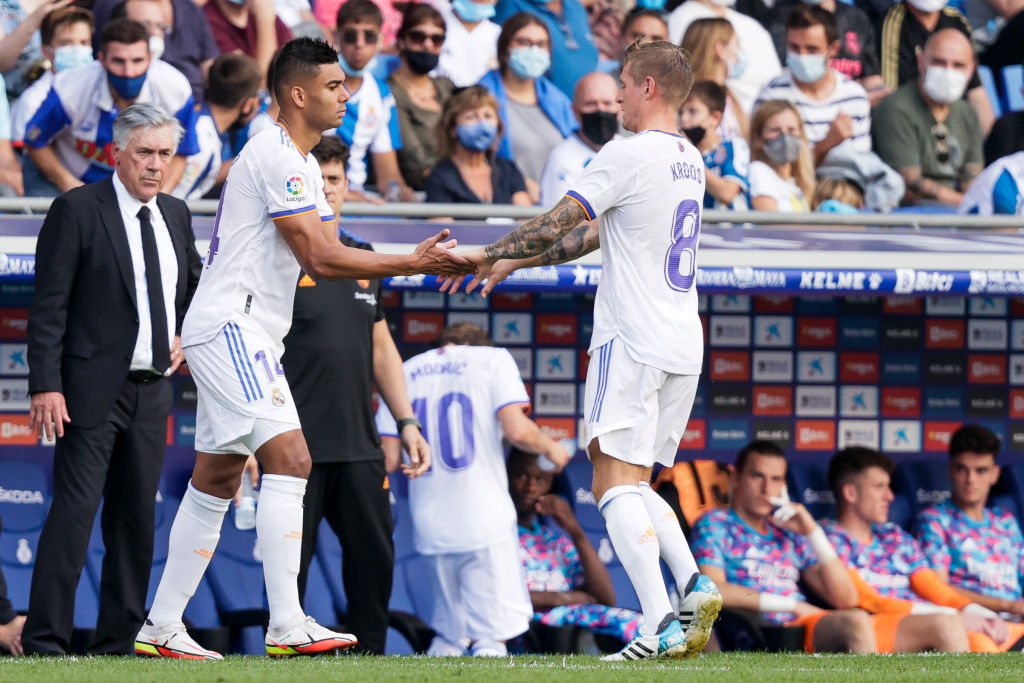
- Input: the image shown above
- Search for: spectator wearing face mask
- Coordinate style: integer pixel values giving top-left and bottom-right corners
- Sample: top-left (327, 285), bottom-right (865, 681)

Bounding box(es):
top-left (478, 12), bottom-right (576, 202)
top-left (23, 18), bottom-right (199, 194)
top-left (678, 80), bottom-right (750, 210)
top-left (755, 5), bottom-right (871, 165)
top-left (494, 0), bottom-right (599, 98)
top-left (539, 71), bottom-right (619, 205)
top-left (98, 0), bottom-right (219, 102)
top-left (436, 0), bottom-right (502, 87)
top-left (666, 0), bottom-right (782, 113)
top-left (873, 29), bottom-right (983, 207)
top-left (681, 17), bottom-right (747, 141)
top-left (171, 52), bottom-right (261, 200)
top-left (425, 85), bottom-right (532, 205)
top-left (747, 99), bottom-right (814, 212)
top-left (387, 3), bottom-right (456, 191)
top-left (0, 0), bottom-right (71, 97)
top-left (880, 0), bottom-right (995, 135)
top-left (10, 6), bottom-right (93, 197)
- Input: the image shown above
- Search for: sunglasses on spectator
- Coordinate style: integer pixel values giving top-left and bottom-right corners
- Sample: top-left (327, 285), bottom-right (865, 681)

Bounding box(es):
top-left (340, 29), bottom-right (379, 44)
top-left (405, 29), bottom-right (446, 46)
top-left (931, 122), bottom-right (950, 165)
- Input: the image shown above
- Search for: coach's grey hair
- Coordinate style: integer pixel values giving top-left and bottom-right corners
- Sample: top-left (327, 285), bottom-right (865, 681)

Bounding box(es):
top-left (112, 103), bottom-right (184, 152)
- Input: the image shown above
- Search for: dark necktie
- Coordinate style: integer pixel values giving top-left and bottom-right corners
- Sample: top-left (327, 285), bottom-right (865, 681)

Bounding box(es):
top-left (137, 206), bottom-right (170, 373)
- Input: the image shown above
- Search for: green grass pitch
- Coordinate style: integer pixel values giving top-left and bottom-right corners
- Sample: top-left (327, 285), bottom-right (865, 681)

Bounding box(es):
top-left (1, 653), bottom-right (1020, 682)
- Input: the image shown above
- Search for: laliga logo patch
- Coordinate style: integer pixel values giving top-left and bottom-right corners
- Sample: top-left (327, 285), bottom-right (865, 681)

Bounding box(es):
top-left (272, 388), bottom-right (286, 407)
top-left (286, 175), bottom-right (305, 196)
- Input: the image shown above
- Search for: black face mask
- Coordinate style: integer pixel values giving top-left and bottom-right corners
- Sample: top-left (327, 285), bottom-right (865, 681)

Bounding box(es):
top-left (682, 125), bottom-right (706, 146)
top-left (404, 50), bottom-right (440, 75)
top-left (579, 111), bottom-right (618, 146)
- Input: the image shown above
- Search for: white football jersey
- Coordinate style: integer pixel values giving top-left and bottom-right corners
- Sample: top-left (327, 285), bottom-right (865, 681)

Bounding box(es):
top-left (566, 130), bottom-right (706, 375)
top-left (376, 345), bottom-right (529, 555)
top-left (181, 124), bottom-right (333, 356)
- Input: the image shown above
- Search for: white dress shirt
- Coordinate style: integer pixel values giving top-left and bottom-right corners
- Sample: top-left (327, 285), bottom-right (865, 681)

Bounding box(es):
top-left (112, 172), bottom-right (178, 373)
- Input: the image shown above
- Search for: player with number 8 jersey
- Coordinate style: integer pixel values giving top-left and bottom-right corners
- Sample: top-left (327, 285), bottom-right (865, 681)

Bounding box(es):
top-left (442, 40), bottom-right (720, 661)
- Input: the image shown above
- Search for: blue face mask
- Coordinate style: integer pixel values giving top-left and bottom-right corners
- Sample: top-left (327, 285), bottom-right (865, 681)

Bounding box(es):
top-left (728, 48), bottom-right (747, 79)
top-left (452, 0), bottom-right (496, 22)
top-left (107, 70), bottom-right (147, 99)
top-left (636, 0), bottom-right (667, 9)
top-left (53, 44), bottom-right (93, 72)
top-left (817, 199), bottom-right (859, 214)
top-left (787, 51), bottom-right (828, 84)
top-left (508, 46), bottom-right (550, 80)
top-left (227, 0), bottom-right (246, 5)
top-left (456, 120), bottom-right (499, 151)
top-left (338, 53), bottom-right (376, 78)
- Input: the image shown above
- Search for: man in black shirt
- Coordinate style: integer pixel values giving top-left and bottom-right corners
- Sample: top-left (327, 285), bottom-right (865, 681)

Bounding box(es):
top-left (279, 136), bottom-right (429, 654)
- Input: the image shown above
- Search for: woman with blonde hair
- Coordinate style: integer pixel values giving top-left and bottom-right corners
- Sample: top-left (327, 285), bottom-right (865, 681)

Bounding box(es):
top-left (425, 85), bottom-right (532, 205)
top-left (680, 17), bottom-right (747, 141)
top-left (748, 99), bottom-right (814, 213)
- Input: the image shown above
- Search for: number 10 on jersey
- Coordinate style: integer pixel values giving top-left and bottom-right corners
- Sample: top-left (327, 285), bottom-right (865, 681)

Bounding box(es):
top-left (411, 393), bottom-right (476, 472)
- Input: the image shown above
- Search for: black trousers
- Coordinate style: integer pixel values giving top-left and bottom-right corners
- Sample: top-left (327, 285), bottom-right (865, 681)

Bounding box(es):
top-left (297, 459), bottom-right (394, 655)
top-left (21, 377), bottom-right (171, 655)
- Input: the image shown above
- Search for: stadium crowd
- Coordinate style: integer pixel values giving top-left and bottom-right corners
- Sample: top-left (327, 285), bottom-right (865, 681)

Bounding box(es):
top-left (0, 0), bottom-right (1022, 214)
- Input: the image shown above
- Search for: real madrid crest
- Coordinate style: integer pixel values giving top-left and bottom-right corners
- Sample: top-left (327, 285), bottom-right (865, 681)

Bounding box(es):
top-left (272, 388), bottom-right (286, 407)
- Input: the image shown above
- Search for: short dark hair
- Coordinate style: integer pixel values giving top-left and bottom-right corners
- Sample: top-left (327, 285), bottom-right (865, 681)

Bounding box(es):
top-left (948, 424), bottom-right (1001, 460)
top-left (623, 40), bottom-right (694, 110)
top-left (311, 136), bottom-right (350, 169)
top-left (497, 12), bottom-right (550, 75)
top-left (786, 4), bottom-right (838, 46)
top-left (270, 37), bottom-right (339, 105)
top-left (100, 18), bottom-right (149, 49)
top-left (735, 440), bottom-right (786, 474)
top-left (686, 80), bottom-right (726, 114)
top-left (336, 0), bottom-right (383, 29)
top-left (621, 8), bottom-right (668, 36)
top-left (41, 6), bottom-right (94, 47)
top-left (436, 322), bottom-right (493, 347)
top-left (206, 53), bottom-right (262, 108)
top-left (828, 447), bottom-right (894, 502)
top-left (397, 2), bottom-right (445, 39)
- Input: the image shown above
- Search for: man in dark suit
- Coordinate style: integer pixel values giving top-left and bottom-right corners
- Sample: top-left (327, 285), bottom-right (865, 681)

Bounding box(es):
top-left (23, 102), bottom-right (202, 656)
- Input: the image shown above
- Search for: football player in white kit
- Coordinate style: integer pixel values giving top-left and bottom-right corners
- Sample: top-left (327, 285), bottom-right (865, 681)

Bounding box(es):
top-left (442, 40), bottom-right (723, 661)
top-left (377, 323), bottom-right (571, 657)
top-left (135, 38), bottom-right (474, 660)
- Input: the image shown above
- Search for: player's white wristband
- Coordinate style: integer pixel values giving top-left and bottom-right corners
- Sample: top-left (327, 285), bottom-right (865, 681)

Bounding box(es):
top-left (962, 602), bottom-right (1000, 619)
top-left (910, 603), bottom-right (958, 615)
top-left (806, 525), bottom-right (838, 563)
top-left (759, 593), bottom-right (798, 614)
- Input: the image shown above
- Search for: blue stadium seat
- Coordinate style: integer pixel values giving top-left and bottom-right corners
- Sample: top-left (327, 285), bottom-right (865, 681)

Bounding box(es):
top-left (606, 565), bottom-right (640, 612)
top-left (891, 460), bottom-right (951, 526)
top-left (562, 460), bottom-right (603, 533)
top-left (993, 462), bottom-right (1024, 520)
top-left (888, 493), bottom-right (913, 530)
top-left (786, 462), bottom-right (835, 520)
top-left (1002, 64), bottom-right (1024, 112)
top-left (978, 65), bottom-right (1003, 119)
top-left (990, 493), bottom-right (1020, 522)
top-left (0, 459), bottom-right (50, 532)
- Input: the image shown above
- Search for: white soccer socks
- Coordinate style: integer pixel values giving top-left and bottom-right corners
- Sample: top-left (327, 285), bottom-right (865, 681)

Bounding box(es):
top-left (257, 474), bottom-right (307, 631)
top-left (598, 485), bottom-right (674, 635)
top-left (638, 481), bottom-right (699, 592)
top-left (147, 481), bottom-right (231, 627)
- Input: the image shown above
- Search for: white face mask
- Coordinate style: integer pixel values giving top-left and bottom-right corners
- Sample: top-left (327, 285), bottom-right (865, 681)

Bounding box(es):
top-left (907, 0), bottom-right (947, 12)
top-left (708, 0), bottom-right (736, 7)
top-left (922, 65), bottom-right (970, 103)
top-left (149, 35), bottom-right (165, 61)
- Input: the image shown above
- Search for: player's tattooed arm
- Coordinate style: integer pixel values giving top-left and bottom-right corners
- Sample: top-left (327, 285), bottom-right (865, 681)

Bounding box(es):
top-left (483, 196), bottom-right (588, 261)
top-left (537, 221), bottom-right (600, 265)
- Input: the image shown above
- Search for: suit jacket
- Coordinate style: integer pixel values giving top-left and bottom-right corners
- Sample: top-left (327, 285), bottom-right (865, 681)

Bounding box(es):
top-left (28, 177), bottom-right (202, 429)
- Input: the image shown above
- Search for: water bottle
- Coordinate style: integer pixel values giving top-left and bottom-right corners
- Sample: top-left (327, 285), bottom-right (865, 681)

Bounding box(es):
top-left (235, 474), bottom-right (257, 531)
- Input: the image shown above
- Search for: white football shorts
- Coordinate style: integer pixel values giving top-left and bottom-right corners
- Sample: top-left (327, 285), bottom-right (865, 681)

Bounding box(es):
top-left (425, 536), bottom-right (532, 643)
top-left (184, 318), bottom-right (301, 456)
top-left (583, 337), bottom-right (699, 468)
